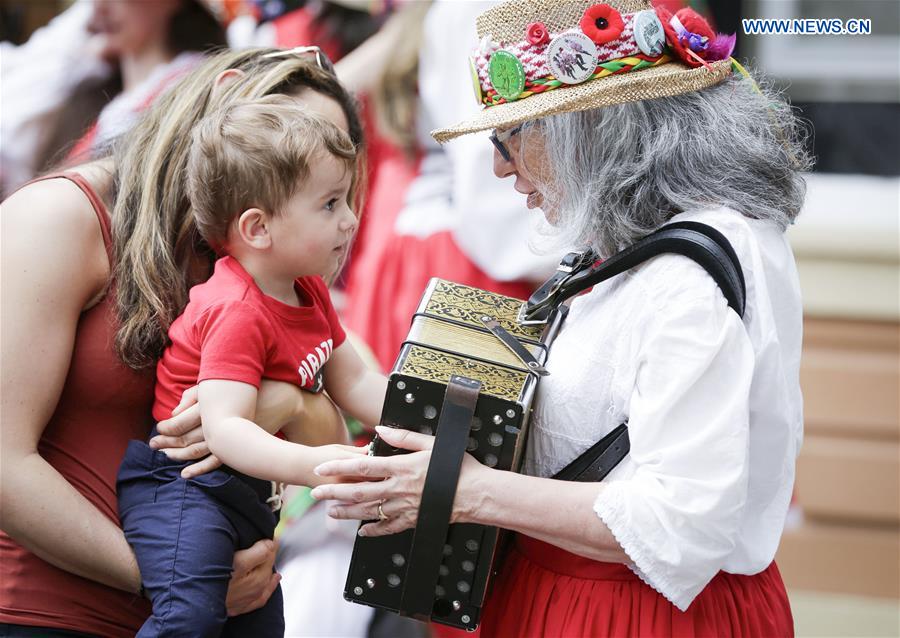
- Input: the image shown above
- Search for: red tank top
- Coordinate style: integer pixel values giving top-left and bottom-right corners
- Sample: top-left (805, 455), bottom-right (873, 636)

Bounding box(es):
top-left (0, 173), bottom-right (154, 636)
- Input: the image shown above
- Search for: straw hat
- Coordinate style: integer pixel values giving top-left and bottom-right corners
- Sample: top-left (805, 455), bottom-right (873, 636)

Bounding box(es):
top-left (432, 0), bottom-right (736, 143)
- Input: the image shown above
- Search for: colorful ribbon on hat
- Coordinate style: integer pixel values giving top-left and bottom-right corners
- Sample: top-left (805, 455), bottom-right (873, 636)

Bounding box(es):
top-left (472, 3), bottom-right (736, 107)
top-left (482, 53), bottom-right (671, 107)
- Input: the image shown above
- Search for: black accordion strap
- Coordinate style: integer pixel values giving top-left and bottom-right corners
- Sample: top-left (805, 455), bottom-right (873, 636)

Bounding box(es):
top-left (524, 222), bottom-right (746, 323)
top-left (551, 424), bottom-right (630, 482)
top-left (546, 222), bottom-right (746, 483)
top-left (400, 375), bottom-right (481, 620)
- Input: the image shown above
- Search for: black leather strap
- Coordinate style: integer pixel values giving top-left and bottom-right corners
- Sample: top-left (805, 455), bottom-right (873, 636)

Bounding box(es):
top-left (540, 222), bottom-right (746, 484)
top-left (523, 223), bottom-right (746, 323)
top-left (400, 376), bottom-right (481, 620)
top-left (552, 424), bottom-right (630, 482)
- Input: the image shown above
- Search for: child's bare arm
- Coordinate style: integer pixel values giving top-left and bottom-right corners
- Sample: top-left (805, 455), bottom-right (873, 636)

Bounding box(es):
top-left (322, 341), bottom-right (388, 428)
top-left (198, 379), bottom-right (363, 486)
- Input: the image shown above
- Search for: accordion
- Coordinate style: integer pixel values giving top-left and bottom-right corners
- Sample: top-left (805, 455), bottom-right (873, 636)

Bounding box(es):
top-left (344, 278), bottom-right (565, 630)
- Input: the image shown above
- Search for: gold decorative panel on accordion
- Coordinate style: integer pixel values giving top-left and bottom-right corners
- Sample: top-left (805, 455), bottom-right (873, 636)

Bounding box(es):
top-left (344, 278), bottom-right (565, 631)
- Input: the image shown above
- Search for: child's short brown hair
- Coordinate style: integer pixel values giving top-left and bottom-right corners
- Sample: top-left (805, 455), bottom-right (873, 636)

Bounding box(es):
top-left (187, 94), bottom-right (357, 250)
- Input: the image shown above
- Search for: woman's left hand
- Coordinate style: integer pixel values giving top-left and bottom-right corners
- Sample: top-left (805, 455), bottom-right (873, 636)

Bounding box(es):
top-left (311, 425), bottom-right (486, 537)
top-left (150, 385), bottom-right (222, 478)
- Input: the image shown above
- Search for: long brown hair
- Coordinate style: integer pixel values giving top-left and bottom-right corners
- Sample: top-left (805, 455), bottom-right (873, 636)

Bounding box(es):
top-left (110, 48), bottom-right (365, 369)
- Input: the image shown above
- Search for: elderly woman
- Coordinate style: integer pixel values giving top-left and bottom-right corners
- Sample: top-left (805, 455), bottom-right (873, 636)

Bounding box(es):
top-left (311, 0), bottom-right (809, 635)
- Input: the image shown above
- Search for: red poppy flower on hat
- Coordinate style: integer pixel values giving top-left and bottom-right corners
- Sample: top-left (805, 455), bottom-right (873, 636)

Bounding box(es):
top-left (655, 7), bottom-right (716, 67)
top-left (580, 4), bottom-right (624, 45)
top-left (525, 21), bottom-right (551, 46)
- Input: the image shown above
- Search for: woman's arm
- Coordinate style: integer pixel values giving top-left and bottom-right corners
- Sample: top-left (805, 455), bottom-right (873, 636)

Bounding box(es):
top-left (310, 426), bottom-right (628, 563)
top-left (198, 379), bottom-right (363, 487)
top-left (0, 178), bottom-right (142, 592)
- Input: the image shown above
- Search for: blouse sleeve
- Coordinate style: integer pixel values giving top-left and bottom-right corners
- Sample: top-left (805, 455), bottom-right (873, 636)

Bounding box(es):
top-left (592, 271), bottom-right (756, 611)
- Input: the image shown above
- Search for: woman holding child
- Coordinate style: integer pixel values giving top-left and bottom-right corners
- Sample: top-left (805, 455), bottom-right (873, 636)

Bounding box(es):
top-left (0, 48), bottom-right (368, 637)
top-left (311, 0), bottom-right (810, 636)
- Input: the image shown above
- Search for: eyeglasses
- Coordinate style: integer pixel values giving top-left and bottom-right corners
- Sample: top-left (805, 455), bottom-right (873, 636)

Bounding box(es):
top-left (261, 45), bottom-right (336, 76)
top-left (489, 123), bottom-right (525, 162)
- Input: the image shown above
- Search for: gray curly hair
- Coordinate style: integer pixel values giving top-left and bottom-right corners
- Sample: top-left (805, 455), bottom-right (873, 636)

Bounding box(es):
top-left (523, 74), bottom-right (813, 257)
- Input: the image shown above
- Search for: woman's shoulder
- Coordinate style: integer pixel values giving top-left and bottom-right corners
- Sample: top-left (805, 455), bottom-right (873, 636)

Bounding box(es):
top-left (4, 163), bottom-right (113, 234)
top-left (2, 167), bottom-right (112, 302)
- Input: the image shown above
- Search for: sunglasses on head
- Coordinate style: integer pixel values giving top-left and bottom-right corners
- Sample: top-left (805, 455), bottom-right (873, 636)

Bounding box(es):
top-left (489, 123), bottom-right (526, 162)
top-left (260, 45), bottom-right (336, 76)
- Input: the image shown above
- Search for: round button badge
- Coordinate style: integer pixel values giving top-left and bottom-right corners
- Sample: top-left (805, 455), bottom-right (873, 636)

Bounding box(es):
top-left (488, 50), bottom-right (526, 101)
top-left (546, 33), bottom-right (598, 85)
top-left (632, 10), bottom-right (666, 57)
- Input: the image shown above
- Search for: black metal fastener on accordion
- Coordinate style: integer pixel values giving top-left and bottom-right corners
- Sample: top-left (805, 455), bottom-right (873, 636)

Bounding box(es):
top-left (343, 278), bottom-right (566, 631)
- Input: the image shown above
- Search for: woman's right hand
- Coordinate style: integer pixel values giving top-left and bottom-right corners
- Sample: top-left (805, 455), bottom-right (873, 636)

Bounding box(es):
top-left (226, 539), bottom-right (281, 616)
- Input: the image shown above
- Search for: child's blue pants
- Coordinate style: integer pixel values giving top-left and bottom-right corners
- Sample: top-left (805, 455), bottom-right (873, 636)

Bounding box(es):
top-left (118, 440), bottom-right (284, 638)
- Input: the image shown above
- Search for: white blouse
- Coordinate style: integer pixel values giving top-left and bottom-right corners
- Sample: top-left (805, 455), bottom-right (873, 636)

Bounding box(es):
top-left (525, 207), bottom-right (804, 611)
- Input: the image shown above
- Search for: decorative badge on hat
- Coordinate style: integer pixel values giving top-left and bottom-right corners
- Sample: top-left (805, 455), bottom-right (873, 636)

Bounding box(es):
top-left (489, 50), bottom-right (527, 101)
top-left (546, 33), bottom-right (598, 85)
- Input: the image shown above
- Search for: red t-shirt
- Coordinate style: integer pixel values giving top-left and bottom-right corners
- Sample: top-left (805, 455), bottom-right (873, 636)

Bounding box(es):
top-left (154, 256), bottom-right (346, 422)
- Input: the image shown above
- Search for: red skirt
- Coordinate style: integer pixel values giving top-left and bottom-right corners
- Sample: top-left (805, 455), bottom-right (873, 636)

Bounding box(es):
top-left (477, 535), bottom-right (794, 638)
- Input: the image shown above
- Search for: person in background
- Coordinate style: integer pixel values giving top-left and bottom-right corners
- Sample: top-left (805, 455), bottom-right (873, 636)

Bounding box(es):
top-left (0, 47), bottom-right (363, 638)
top-left (66, 0), bottom-right (229, 162)
top-left (0, 0), bottom-right (228, 197)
